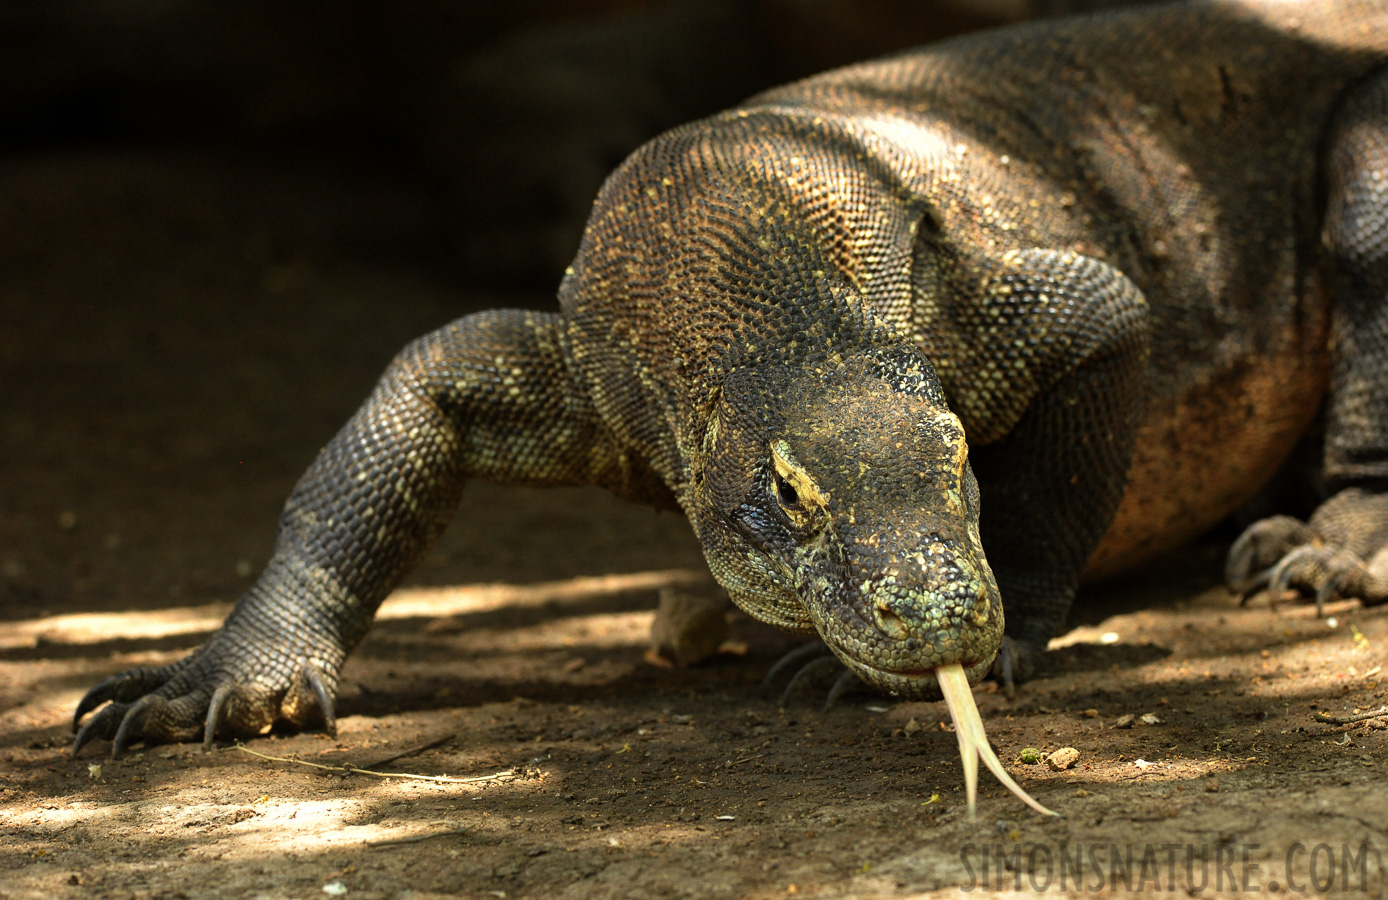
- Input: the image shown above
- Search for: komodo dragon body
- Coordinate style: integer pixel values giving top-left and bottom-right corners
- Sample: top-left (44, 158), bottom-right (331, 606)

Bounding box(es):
top-left (75, 0), bottom-right (1388, 814)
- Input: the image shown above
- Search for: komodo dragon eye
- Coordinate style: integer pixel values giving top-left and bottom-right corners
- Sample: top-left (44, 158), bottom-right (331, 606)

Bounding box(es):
top-left (773, 473), bottom-right (801, 510)
top-left (768, 439), bottom-right (825, 530)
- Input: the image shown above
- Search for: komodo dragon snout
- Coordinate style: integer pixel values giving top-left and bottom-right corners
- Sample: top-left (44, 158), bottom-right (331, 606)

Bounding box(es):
top-left (690, 346), bottom-right (1005, 700)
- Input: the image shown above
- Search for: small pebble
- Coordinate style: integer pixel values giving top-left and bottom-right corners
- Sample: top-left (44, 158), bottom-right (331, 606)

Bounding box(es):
top-left (1046, 747), bottom-right (1080, 771)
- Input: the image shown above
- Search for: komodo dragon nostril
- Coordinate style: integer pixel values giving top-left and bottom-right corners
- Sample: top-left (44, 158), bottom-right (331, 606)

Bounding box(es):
top-left (873, 602), bottom-right (909, 638)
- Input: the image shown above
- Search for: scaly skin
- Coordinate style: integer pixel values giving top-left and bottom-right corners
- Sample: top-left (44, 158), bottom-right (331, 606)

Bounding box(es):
top-left (76, 0), bottom-right (1388, 760)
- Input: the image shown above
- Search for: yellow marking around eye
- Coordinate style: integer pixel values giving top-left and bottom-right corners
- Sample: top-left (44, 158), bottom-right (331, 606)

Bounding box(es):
top-left (771, 439), bottom-right (830, 510)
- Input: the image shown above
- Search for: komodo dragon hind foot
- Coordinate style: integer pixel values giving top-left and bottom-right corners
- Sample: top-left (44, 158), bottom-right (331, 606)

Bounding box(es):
top-left (1227, 489), bottom-right (1388, 614)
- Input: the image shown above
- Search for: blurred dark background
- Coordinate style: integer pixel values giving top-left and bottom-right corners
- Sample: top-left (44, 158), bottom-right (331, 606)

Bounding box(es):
top-left (0, 0), bottom-right (1130, 286)
top-left (0, 0), bottom-right (1152, 621)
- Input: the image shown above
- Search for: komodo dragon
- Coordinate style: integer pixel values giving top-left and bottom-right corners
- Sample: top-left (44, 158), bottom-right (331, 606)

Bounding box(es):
top-left (73, 0), bottom-right (1388, 817)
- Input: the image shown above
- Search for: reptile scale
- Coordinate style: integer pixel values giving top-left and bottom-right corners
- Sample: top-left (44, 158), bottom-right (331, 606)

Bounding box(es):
top-left (73, 0), bottom-right (1388, 818)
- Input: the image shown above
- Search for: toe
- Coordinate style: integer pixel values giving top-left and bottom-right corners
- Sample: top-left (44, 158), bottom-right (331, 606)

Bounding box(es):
top-left (72, 702), bottom-right (129, 757)
top-left (779, 656), bottom-right (843, 707)
top-left (1226, 516), bottom-right (1315, 592)
top-left (110, 694), bottom-right (207, 757)
top-left (73, 663), bottom-right (183, 733)
top-left (990, 635), bottom-right (1041, 694)
top-left (822, 670), bottom-right (865, 711)
top-left (759, 641), bottom-right (834, 700)
top-left (1263, 544), bottom-right (1368, 612)
top-left (284, 664), bottom-right (338, 736)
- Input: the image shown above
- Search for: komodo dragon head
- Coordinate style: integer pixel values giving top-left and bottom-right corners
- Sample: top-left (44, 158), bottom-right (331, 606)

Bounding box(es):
top-left (682, 342), bottom-right (1051, 817)
top-left (691, 346), bottom-right (1003, 697)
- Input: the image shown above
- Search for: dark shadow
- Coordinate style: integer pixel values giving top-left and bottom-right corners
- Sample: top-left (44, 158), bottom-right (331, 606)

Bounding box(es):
top-left (1039, 640), bottom-right (1173, 677)
top-left (0, 633), bottom-right (213, 662)
top-left (1069, 539), bottom-right (1230, 628)
top-left (365, 588), bottom-right (666, 638)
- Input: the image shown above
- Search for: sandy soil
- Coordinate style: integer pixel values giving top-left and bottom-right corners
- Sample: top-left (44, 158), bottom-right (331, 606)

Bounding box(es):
top-left (2, 149), bottom-right (1386, 900)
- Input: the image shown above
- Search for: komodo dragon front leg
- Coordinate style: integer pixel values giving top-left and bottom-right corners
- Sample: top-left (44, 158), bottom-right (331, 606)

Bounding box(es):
top-left (72, 310), bottom-right (641, 756)
top-left (1227, 71), bottom-right (1388, 610)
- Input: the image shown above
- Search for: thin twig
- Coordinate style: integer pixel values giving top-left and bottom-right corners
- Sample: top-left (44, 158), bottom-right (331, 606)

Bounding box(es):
top-left (727, 755), bottom-right (764, 766)
top-left (349, 732), bottom-right (456, 776)
top-left (1313, 705), bottom-right (1388, 725)
top-left (231, 744), bottom-right (517, 784)
top-left (367, 826), bottom-right (469, 849)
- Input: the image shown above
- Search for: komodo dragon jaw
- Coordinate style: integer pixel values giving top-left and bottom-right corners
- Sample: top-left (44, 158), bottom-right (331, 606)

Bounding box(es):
top-left (689, 346), bottom-right (1006, 695)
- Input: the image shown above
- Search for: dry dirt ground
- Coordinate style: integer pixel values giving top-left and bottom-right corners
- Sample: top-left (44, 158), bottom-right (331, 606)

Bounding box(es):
top-left (3, 148), bottom-right (1387, 900)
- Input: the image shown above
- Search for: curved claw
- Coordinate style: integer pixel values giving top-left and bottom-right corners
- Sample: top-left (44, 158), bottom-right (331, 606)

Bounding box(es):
top-left (759, 642), bottom-right (833, 700)
top-left (1299, 547), bottom-right (1363, 616)
top-left (1315, 572), bottom-right (1346, 617)
top-left (1236, 567), bottom-right (1273, 605)
top-left (112, 694), bottom-right (161, 758)
top-left (1225, 527), bottom-right (1261, 591)
top-left (995, 640), bottom-right (1017, 698)
top-left (822, 670), bottom-right (862, 712)
top-left (991, 636), bottom-right (1043, 696)
top-left (204, 683), bottom-right (236, 751)
top-left (779, 656), bottom-right (843, 707)
top-left (1226, 516), bottom-right (1315, 594)
top-left (72, 677), bottom-right (122, 734)
top-left (300, 664), bottom-right (337, 737)
top-left (72, 701), bottom-right (128, 758)
top-left (1269, 545), bottom-right (1321, 597)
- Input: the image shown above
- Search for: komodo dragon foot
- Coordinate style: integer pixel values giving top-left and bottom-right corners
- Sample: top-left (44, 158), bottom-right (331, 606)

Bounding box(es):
top-left (759, 641), bottom-right (867, 710)
top-left (73, 616), bottom-right (341, 757)
top-left (1227, 488), bottom-right (1388, 614)
top-left (990, 636), bottom-right (1044, 696)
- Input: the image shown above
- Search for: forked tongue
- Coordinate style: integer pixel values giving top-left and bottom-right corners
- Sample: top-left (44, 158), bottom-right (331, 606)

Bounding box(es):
top-left (935, 662), bottom-right (1057, 820)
